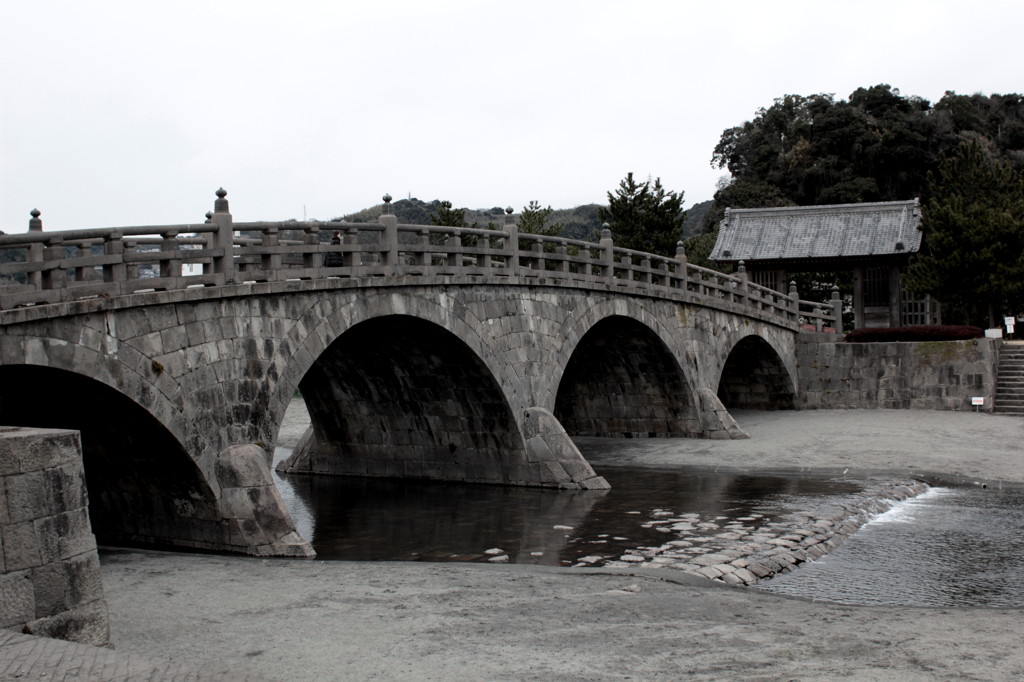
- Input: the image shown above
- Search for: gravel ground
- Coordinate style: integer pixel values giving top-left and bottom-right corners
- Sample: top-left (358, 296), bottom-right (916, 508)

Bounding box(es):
top-left (101, 407), bottom-right (1024, 681)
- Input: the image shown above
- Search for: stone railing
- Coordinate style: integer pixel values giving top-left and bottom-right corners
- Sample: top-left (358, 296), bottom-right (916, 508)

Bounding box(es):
top-left (0, 190), bottom-right (840, 330)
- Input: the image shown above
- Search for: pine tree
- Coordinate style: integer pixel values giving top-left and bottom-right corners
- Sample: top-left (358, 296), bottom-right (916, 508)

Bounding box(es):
top-left (598, 173), bottom-right (686, 256)
top-left (518, 201), bottom-right (563, 236)
top-left (907, 141), bottom-right (1024, 326)
top-left (430, 200), bottom-right (466, 227)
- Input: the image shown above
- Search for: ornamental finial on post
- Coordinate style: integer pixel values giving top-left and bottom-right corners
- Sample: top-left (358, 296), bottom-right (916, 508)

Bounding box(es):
top-left (382, 194), bottom-right (393, 215)
top-left (505, 206), bottom-right (514, 225)
top-left (214, 187), bottom-right (229, 213)
top-left (29, 208), bottom-right (42, 232)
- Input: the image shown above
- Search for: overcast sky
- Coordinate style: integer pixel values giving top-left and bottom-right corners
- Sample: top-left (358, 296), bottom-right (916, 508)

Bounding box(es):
top-left (2, 0), bottom-right (1021, 232)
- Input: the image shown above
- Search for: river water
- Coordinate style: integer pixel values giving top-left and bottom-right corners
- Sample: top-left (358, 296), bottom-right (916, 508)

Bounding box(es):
top-left (272, 445), bottom-right (1024, 608)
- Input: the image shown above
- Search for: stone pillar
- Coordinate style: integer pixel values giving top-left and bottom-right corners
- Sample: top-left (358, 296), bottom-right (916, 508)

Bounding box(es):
top-left (831, 285), bottom-right (843, 330)
top-left (521, 408), bottom-right (609, 490)
top-left (600, 224), bottom-right (614, 279)
top-left (214, 444), bottom-right (314, 557)
top-left (852, 265), bottom-right (865, 329)
top-left (0, 427), bottom-right (110, 646)
top-left (211, 188), bottom-right (236, 285)
top-left (379, 194), bottom-right (399, 270)
top-left (504, 207), bottom-right (519, 270)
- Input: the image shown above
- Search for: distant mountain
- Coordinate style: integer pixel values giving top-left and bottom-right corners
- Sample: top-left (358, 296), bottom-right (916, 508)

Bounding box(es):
top-left (334, 197), bottom-right (712, 243)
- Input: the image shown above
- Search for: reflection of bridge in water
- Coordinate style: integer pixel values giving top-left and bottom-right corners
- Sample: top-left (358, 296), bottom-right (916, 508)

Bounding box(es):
top-left (0, 190), bottom-right (839, 557)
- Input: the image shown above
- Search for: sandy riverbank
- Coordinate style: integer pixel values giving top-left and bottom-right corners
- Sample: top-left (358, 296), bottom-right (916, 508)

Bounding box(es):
top-left (101, 408), bottom-right (1024, 680)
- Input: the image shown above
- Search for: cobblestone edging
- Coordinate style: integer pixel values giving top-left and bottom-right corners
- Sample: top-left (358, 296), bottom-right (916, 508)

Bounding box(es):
top-left (594, 479), bottom-right (929, 585)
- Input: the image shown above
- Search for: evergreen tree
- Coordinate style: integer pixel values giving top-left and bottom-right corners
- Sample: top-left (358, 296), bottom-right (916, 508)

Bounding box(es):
top-left (518, 201), bottom-right (563, 236)
top-left (598, 173), bottom-right (686, 256)
top-left (430, 200), bottom-right (466, 227)
top-left (907, 141), bottom-right (1024, 326)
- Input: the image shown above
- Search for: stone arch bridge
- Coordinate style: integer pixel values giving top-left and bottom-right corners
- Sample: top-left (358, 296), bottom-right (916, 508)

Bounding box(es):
top-left (0, 191), bottom-right (839, 557)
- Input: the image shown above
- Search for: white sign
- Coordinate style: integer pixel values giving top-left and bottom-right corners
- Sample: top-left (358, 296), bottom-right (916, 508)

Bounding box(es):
top-left (971, 397), bottom-right (985, 406)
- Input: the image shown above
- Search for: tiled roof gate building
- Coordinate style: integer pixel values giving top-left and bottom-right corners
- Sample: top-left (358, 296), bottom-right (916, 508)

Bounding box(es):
top-left (710, 200), bottom-right (940, 329)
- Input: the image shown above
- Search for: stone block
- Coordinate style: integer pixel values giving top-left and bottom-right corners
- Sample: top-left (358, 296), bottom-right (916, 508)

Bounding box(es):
top-left (3, 521), bottom-right (42, 571)
top-left (23, 597), bottom-right (110, 646)
top-left (0, 570), bottom-right (35, 629)
top-left (64, 551), bottom-right (105, 605)
top-left (35, 508), bottom-right (95, 563)
top-left (5, 470), bottom-right (50, 523)
top-left (31, 562), bottom-right (68, 617)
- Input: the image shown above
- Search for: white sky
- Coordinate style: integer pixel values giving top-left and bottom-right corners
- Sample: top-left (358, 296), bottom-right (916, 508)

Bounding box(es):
top-left (2, 0), bottom-right (1021, 231)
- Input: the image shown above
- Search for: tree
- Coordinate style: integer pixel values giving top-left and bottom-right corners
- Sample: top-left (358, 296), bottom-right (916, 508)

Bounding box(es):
top-left (518, 201), bottom-right (563, 236)
top-left (598, 173), bottom-right (686, 256)
top-left (430, 200), bottom-right (466, 227)
top-left (906, 141), bottom-right (1024, 326)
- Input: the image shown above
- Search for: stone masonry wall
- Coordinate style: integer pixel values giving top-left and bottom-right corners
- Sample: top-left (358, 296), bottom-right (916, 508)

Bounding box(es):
top-left (796, 333), bottom-right (998, 410)
top-left (0, 427), bottom-right (109, 646)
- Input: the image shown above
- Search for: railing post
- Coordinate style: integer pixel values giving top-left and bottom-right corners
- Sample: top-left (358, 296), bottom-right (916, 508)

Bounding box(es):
top-left (379, 194), bottom-right (399, 271)
top-left (303, 223), bottom-right (321, 272)
top-left (504, 207), bottom-right (519, 271)
top-left (261, 224), bottom-right (281, 275)
top-left (161, 230), bottom-right (182, 279)
top-left (416, 228), bottom-right (430, 266)
top-left (211, 188), bottom-right (235, 285)
top-left (343, 225), bottom-right (360, 267)
top-left (26, 210), bottom-right (43, 290)
top-left (104, 232), bottom-right (126, 284)
top-left (735, 260), bottom-right (748, 306)
top-left (600, 224), bottom-right (614, 279)
top-left (41, 236), bottom-right (65, 291)
top-left (72, 243), bottom-right (91, 282)
top-left (673, 240), bottom-right (689, 290)
top-left (447, 231), bottom-right (460, 269)
top-left (831, 284), bottom-right (842, 331)
top-left (789, 280), bottom-right (799, 321)
top-left (531, 239), bottom-right (544, 271)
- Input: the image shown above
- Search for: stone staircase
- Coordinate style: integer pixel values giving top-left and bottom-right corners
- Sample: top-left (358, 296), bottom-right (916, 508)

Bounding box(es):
top-left (995, 342), bottom-right (1024, 415)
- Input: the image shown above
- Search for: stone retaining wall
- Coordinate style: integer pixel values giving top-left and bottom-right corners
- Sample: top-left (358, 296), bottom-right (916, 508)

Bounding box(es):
top-left (0, 427), bottom-right (109, 645)
top-left (796, 334), bottom-right (997, 410)
top-left (602, 478), bottom-right (929, 585)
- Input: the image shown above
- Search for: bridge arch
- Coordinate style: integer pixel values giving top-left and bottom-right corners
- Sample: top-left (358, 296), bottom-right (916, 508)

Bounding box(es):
top-left (553, 314), bottom-right (702, 437)
top-left (269, 289), bottom-right (510, 443)
top-left (281, 314), bottom-right (532, 483)
top-left (0, 364), bottom-right (223, 548)
top-left (716, 334), bottom-right (797, 410)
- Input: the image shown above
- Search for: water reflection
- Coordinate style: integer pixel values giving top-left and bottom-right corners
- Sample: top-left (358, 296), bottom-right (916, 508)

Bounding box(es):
top-left (272, 447), bottom-right (860, 566)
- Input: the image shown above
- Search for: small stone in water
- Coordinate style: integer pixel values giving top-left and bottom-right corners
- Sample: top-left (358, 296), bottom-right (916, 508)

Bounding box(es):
top-left (487, 555), bottom-right (509, 563)
top-left (484, 548), bottom-right (504, 555)
top-left (553, 524), bottom-right (574, 530)
top-left (530, 551), bottom-right (544, 556)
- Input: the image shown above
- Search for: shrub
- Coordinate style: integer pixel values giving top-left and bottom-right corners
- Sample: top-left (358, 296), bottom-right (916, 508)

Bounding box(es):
top-left (844, 325), bottom-right (984, 343)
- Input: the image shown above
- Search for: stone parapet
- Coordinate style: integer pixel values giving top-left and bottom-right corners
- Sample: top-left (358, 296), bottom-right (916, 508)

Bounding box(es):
top-left (796, 334), bottom-right (997, 411)
top-left (0, 427), bottom-right (109, 646)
